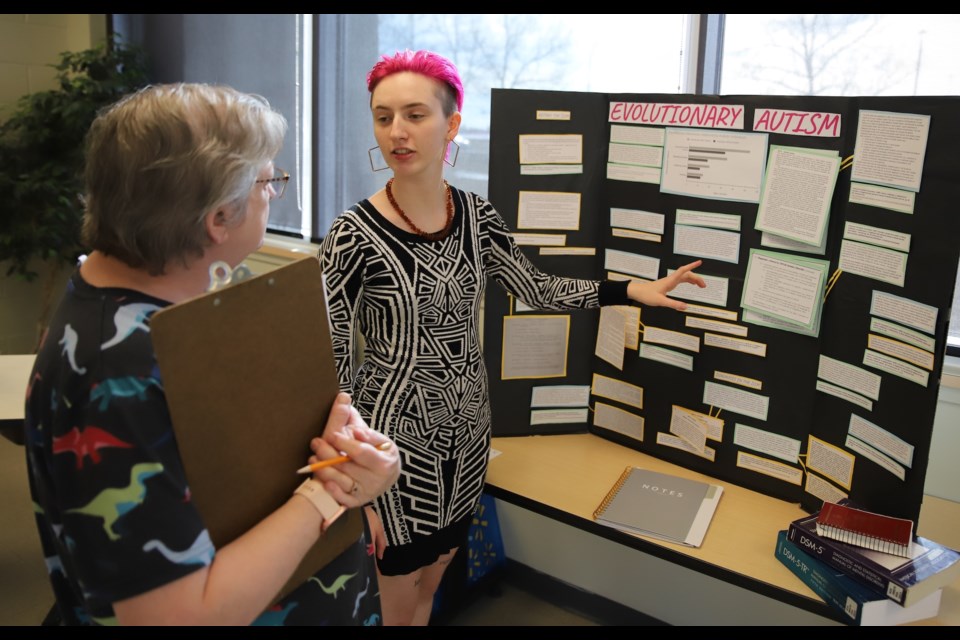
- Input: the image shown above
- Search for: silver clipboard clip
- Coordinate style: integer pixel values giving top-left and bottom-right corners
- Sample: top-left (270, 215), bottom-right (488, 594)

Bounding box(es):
top-left (207, 261), bottom-right (254, 293)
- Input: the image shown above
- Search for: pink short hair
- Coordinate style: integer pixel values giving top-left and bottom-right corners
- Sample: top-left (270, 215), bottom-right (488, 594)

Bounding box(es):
top-left (367, 50), bottom-right (464, 115)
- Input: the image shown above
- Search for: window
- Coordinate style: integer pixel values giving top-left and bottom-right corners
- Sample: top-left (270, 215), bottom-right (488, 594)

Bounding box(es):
top-left (721, 15), bottom-right (960, 97)
top-left (114, 14), bottom-right (309, 234)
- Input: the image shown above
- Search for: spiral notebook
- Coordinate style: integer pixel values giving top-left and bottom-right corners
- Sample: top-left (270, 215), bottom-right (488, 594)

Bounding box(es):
top-left (592, 466), bottom-right (723, 547)
top-left (816, 500), bottom-right (914, 558)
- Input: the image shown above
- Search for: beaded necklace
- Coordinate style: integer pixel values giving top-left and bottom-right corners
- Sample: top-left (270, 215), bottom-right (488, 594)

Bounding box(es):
top-left (385, 178), bottom-right (453, 241)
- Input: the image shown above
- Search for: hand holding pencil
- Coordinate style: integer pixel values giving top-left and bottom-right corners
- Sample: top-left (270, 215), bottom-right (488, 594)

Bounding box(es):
top-left (305, 392), bottom-right (400, 507)
top-left (297, 441), bottom-right (392, 474)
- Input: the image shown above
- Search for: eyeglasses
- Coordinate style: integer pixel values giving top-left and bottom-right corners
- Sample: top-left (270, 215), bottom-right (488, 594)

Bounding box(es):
top-left (256, 167), bottom-right (289, 200)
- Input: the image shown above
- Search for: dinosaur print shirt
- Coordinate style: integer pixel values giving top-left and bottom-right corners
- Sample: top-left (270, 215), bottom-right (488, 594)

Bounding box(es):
top-left (24, 269), bottom-right (381, 626)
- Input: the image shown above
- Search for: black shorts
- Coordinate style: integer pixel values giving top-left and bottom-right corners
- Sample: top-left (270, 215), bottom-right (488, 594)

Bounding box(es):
top-left (377, 511), bottom-right (474, 576)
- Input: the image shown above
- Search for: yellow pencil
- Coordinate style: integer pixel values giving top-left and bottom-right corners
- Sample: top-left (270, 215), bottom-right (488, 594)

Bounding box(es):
top-left (296, 441), bottom-right (391, 474)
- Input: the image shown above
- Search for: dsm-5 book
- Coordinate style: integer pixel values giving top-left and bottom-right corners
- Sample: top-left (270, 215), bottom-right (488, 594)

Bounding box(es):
top-left (776, 530), bottom-right (942, 626)
top-left (787, 510), bottom-right (960, 608)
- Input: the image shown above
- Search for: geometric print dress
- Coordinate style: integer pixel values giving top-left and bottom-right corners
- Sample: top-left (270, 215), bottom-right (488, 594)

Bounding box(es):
top-left (319, 186), bottom-right (628, 554)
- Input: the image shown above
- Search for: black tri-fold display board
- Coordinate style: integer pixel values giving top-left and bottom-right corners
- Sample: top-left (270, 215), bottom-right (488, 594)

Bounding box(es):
top-left (483, 89), bottom-right (960, 523)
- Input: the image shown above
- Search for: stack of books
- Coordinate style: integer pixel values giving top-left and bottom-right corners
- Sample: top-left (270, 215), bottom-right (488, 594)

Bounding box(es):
top-left (775, 500), bottom-right (960, 626)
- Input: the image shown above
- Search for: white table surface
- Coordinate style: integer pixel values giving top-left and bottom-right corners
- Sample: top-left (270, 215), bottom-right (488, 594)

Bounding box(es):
top-left (1, 354), bottom-right (35, 421)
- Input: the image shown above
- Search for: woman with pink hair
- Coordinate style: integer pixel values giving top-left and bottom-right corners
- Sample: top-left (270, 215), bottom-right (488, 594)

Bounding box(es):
top-left (318, 50), bottom-right (705, 625)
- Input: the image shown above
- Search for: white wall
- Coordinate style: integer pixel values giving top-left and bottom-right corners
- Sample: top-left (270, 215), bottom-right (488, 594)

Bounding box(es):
top-left (926, 370), bottom-right (960, 502)
top-left (0, 14), bottom-right (105, 111)
top-left (0, 14), bottom-right (106, 354)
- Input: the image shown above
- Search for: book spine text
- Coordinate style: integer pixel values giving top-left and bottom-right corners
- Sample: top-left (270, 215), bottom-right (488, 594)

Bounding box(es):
top-left (776, 533), bottom-right (860, 624)
top-left (787, 522), bottom-right (906, 605)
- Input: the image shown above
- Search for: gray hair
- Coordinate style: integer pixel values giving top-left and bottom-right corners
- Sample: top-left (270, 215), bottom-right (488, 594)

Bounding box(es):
top-left (82, 83), bottom-right (288, 275)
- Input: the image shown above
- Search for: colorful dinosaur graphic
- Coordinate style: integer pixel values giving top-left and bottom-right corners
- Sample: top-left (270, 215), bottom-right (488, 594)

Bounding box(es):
top-left (53, 426), bottom-right (133, 469)
top-left (142, 529), bottom-right (214, 566)
top-left (101, 303), bottom-right (159, 350)
top-left (59, 324), bottom-right (86, 375)
top-left (66, 462), bottom-right (163, 541)
top-left (352, 576), bottom-right (370, 619)
top-left (308, 571), bottom-right (357, 599)
top-left (90, 377), bottom-right (161, 411)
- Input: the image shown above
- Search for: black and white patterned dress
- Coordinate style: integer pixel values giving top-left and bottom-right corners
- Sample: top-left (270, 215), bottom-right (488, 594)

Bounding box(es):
top-left (319, 186), bottom-right (628, 552)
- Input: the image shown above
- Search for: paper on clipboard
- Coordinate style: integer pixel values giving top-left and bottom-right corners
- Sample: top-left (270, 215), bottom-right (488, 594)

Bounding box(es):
top-left (151, 256), bottom-right (361, 601)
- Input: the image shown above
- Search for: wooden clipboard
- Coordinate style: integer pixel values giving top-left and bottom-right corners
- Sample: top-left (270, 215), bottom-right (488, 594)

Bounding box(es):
top-left (151, 256), bottom-right (361, 601)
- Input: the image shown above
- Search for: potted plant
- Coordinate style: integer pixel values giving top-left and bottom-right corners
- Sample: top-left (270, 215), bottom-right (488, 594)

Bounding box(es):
top-left (0, 37), bottom-right (148, 350)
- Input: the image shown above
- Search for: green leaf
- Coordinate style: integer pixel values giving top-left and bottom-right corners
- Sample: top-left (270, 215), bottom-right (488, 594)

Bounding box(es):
top-left (0, 36), bottom-right (148, 279)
